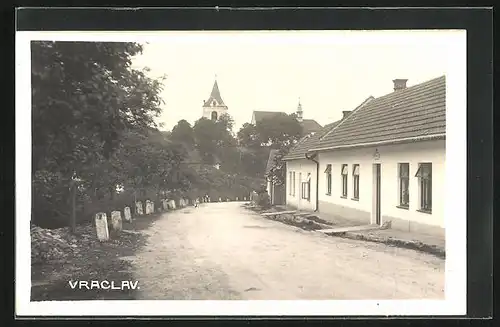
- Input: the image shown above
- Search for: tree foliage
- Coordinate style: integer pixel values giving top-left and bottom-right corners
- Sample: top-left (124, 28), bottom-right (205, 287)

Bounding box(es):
top-left (237, 123), bottom-right (261, 149)
top-left (170, 119), bottom-right (195, 147)
top-left (255, 112), bottom-right (303, 148)
top-left (31, 41), bottom-right (180, 228)
top-left (191, 113), bottom-right (239, 169)
top-left (236, 113), bottom-right (303, 182)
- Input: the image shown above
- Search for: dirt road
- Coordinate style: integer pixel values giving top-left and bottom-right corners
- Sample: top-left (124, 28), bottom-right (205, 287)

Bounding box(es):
top-left (124, 202), bottom-right (444, 300)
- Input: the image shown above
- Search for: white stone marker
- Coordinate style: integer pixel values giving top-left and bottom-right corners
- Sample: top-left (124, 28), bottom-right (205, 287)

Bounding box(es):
top-left (236, 197), bottom-right (239, 201)
top-left (136, 202), bottom-right (143, 215)
top-left (168, 199), bottom-right (176, 210)
top-left (95, 212), bottom-right (109, 241)
top-left (145, 201), bottom-right (151, 214)
top-left (219, 197), bottom-right (222, 202)
top-left (111, 211), bottom-right (122, 231)
top-left (244, 197), bottom-right (247, 201)
top-left (124, 207), bottom-right (131, 222)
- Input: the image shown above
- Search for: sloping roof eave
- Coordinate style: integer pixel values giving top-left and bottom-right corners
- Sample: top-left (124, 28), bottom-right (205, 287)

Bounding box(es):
top-left (311, 134), bottom-right (446, 152)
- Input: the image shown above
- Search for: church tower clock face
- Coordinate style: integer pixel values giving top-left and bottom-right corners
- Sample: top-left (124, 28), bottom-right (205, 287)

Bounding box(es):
top-left (202, 77), bottom-right (228, 121)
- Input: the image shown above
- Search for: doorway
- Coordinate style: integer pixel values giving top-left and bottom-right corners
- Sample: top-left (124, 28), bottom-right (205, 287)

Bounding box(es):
top-left (372, 163), bottom-right (381, 225)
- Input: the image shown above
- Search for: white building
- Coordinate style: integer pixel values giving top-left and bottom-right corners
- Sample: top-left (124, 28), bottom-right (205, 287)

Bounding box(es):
top-left (284, 76), bottom-right (446, 238)
top-left (282, 98), bottom-right (373, 212)
top-left (202, 78), bottom-right (228, 121)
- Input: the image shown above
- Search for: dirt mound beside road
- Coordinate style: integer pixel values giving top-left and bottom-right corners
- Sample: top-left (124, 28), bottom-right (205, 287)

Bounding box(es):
top-left (31, 223), bottom-right (100, 265)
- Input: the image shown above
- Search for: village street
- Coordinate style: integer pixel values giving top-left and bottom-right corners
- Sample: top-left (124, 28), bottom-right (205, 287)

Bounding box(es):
top-left (125, 202), bottom-right (445, 300)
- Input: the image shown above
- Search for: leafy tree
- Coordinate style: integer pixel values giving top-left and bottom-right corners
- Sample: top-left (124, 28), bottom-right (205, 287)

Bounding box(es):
top-left (237, 123), bottom-right (261, 149)
top-left (255, 112), bottom-right (303, 148)
top-left (193, 118), bottom-right (219, 164)
top-left (235, 113), bottom-right (303, 184)
top-left (216, 113), bottom-right (235, 134)
top-left (192, 114), bottom-right (239, 169)
top-left (31, 41), bottom-right (166, 228)
top-left (170, 119), bottom-right (195, 147)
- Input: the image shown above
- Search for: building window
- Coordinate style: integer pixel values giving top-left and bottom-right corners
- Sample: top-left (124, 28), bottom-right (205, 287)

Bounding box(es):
top-left (298, 172), bottom-right (302, 197)
top-left (352, 164), bottom-right (360, 200)
top-left (341, 164), bottom-right (348, 197)
top-left (288, 171), bottom-right (292, 195)
top-left (292, 171), bottom-right (296, 197)
top-left (301, 173), bottom-right (311, 201)
top-left (398, 163), bottom-right (410, 208)
top-left (324, 164), bottom-right (332, 195)
top-left (415, 163), bottom-right (432, 212)
top-left (211, 111), bottom-right (218, 120)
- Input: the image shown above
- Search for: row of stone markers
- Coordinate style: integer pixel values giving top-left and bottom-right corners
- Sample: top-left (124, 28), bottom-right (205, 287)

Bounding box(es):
top-left (94, 197), bottom-right (191, 242)
top-left (208, 197), bottom-right (248, 202)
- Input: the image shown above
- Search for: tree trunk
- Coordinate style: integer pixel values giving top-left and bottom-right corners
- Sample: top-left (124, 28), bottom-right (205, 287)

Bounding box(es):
top-left (70, 183), bottom-right (77, 234)
top-left (109, 185), bottom-right (115, 200)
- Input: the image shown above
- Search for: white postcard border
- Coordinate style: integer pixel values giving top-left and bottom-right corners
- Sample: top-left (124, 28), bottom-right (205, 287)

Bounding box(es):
top-left (16, 30), bottom-right (467, 317)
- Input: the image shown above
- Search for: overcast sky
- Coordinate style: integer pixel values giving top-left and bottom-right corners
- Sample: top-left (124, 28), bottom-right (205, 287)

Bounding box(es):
top-left (131, 30), bottom-right (457, 132)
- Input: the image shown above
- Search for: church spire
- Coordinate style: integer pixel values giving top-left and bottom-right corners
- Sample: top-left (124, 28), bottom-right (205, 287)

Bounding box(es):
top-left (296, 97), bottom-right (303, 122)
top-left (203, 76), bottom-right (226, 108)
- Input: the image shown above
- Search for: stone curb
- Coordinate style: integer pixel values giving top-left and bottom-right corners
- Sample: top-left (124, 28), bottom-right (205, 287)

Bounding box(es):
top-left (334, 231), bottom-right (446, 259)
top-left (245, 206), bottom-right (445, 259)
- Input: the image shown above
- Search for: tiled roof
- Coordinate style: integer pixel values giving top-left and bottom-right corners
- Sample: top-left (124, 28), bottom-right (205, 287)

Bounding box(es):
top-left (203, 80), bottom-right (227, 108)
top-left (315, 76), bottom-right (446, 150)
top-left (301, 119), bottom-right (322, 134)
top-left (252, 111), bottom-right (285, 123)
top-left (282, 96), bottom-right (375, 161)
top-left (265, 149), bottom-right (280, 176)
top-left (252, 111), bottom-right (321, 134)
top-left (282, 120), bottom-right (341, 161)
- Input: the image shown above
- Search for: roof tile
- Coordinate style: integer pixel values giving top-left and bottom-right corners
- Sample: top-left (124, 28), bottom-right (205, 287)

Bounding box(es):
top-left (317, 75), bottom-right (446, 150)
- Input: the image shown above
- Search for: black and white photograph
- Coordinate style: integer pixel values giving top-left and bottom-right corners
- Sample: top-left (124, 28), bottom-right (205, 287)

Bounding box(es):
top-left (15, 14), bottom-right (475, 317)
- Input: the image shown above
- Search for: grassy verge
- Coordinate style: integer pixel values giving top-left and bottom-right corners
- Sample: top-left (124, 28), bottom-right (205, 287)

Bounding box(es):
top-left (31, 212), bottom-right (164, 301)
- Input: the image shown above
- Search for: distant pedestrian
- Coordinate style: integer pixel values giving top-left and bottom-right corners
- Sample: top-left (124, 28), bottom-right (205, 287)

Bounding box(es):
top-left (194, 197), bottom-right (200, 208)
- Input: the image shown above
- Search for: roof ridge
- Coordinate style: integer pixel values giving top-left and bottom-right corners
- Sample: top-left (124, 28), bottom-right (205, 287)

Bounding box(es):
top-left (371, 75), bottom-right (445, 103)
top-left (319, 95), bottom-right (375, 141)
top-left (316, 74), bottom-right (446, 150)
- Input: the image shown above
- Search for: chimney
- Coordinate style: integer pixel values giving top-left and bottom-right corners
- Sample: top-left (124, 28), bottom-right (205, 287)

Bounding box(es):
top-left (393, 79), bottom-right (408, 91)
top-left (342, 111), bottom-right (352, 120)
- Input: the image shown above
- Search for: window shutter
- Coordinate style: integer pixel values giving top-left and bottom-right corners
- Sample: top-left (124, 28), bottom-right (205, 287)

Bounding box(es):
top-left (341, 165), bottom-right (348, 175)
top-left (415, 163), bottom-right (431, 178)
top-left (415, 165), bottom-right (422, 177)
top-left (324, 164), bottom-right (332, 173)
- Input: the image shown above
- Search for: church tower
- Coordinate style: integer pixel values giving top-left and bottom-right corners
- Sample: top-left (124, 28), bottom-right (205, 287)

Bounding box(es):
top-left (202, 77), bottom-right (228, 121)
top-left (296, 98), bottom-right (303, 122)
